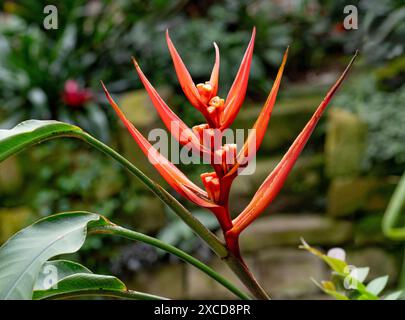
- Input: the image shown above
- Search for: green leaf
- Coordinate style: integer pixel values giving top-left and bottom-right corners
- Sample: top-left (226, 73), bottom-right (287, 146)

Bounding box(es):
top-left (34, 260), bottom-right (92, 291)
top-left (0, 120), bottom-right (83, 162)
top-left (351, 267), bottom-right (369, 284)
top-left (366, 276), bottom-right (389, 296)
top-left (0, 212), bottom-right (100, 300)
top-left (32, 260), bottom-right (167, 300)
top-left (299, 238), bottom-right (347, 274)
top-left (323, 256), bottom-right (348, 275)
top-left (33, 273), bottom-right (127, 300)
top-left (384, 290), bottom-right (403, 300)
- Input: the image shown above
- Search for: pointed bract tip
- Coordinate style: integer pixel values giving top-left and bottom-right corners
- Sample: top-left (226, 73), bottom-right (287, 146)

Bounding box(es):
top-left (100, 80), bottom-right (107, 93)
top-left (282, 46), bottom-right (290, 60)
top-left (344, 51), bottom-right (358, 72)
top-left (131, 56), bottom-right (139, 68)
top-left (351, 50), bottom-right (359, 63)
top-left (250, 27), bottom-right (256, 41)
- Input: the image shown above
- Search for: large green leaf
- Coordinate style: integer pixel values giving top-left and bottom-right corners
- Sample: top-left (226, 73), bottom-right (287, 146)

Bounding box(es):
top-left (0, 212), bottom-right (100, 300)
top-left (0, 120), bottom-right (83, 162)
top-left (33, 273), bottom-right (127, 300)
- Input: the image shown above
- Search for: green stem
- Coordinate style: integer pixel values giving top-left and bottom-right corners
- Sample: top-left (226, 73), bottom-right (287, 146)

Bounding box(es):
top-left (43, 289), bottom-right (166, 300)
top-left (79, 132), bottom-right (228, 258)
top-left (224, 254), bottom-right (270, 300)
top-left (89, 224), bottom-right (251, 300)
top-left (382, 171), bottom-right (405, 240)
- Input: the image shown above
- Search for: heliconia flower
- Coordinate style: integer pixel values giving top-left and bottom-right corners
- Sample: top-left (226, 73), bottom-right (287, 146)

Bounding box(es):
top-left (197, 82), bottom-right (213, 105)
top-left (101, 81), bottom-right (233, 231)
top-left (201, 172), bottom-right (221, 203)
top-left (193, 126), bottom-right (223, 152)
top-left (220, 28), bottom-right (256, 129)
top-left (214, 144), bottom-right (237, 174)
top-left (103, 28), bottom-right (357, 258)
top-left (131, 57), bottom-right (210, 157)
top-left (167, 28), bottom-right (255, 129)
top-left (227, 52), bottom-right (358, 238)
top-left (62, 79), bottom-right (92, 107)
top-left (192, 123), bottom-right (210, 142)
top-left (206, 96), bottom-right (225, 127)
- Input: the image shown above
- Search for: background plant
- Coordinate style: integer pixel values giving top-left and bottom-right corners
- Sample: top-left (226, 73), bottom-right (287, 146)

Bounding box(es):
top-left (301, 240), bottom-right (403, 300)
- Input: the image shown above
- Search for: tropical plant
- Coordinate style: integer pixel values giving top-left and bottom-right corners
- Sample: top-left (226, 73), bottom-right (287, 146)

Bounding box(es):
top-left (301, 240), bottom-right (403, 300)
top-left (0, 29), bottom-right (356, 300)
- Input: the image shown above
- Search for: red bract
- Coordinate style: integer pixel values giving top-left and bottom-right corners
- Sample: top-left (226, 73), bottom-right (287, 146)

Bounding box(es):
top-left (102, 29), bottom-right (357, 257)
top-left (131, 57), bottom-right (210, 157)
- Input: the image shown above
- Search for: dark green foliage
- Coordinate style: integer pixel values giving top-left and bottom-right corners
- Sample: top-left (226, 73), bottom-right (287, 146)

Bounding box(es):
top-left (335, 77), bottom-right (405, 174)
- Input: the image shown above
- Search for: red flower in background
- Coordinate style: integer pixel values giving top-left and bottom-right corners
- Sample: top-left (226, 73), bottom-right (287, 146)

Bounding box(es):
top-left (62, 79), bottom-right (92, 107)
top-left (102, 28), bottom-right (357, 258)
top-left (333, 22), bottom-right (346, 34)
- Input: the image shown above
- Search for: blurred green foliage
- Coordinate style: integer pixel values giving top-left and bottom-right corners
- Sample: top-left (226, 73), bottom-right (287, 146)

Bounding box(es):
top-left (344, 0), bottom-right (405, 65)
top-left (335, 77), bottom-right (405, 174)
top-left (0, 0), bottom-right (129, 139)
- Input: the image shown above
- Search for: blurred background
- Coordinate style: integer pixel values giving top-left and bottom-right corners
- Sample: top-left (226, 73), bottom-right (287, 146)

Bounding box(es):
top-left (0, 0), bottom-right (404, 299)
